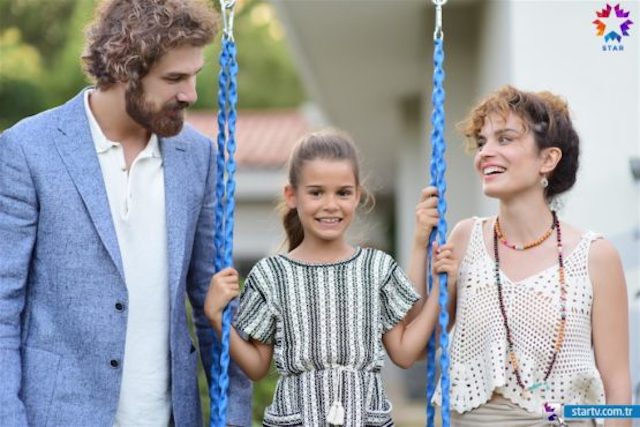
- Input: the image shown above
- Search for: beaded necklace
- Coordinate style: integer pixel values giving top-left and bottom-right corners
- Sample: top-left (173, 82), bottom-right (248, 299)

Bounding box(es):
top-left (492, 211), bottom-right (567, 397)
top-left (495, 215), bottom-right (555, 250)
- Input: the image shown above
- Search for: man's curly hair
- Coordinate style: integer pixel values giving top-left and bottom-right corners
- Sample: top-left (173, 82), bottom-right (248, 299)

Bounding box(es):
top-left (82, 0), bottom-right (218, 90)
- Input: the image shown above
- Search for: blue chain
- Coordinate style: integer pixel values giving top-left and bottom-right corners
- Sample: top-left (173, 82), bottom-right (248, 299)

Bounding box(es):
top-left (210, 34), bottom-right (238, 427)
top-left (425, 37), bottom-right (450, 427)
top-left (210, 32), bottom-right (229, 427)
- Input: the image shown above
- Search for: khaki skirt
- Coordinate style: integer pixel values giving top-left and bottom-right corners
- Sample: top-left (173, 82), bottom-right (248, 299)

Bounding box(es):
top-left (450, 394), bottom-right (597, 427)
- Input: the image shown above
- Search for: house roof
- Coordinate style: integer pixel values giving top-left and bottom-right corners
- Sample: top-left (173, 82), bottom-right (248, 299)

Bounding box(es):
top-left (186, 109), bottom-right (311, 169)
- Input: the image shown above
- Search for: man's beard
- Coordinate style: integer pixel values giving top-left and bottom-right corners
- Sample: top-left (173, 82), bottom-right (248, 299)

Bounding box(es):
top-left (125, 83), bottom-right (190, 137)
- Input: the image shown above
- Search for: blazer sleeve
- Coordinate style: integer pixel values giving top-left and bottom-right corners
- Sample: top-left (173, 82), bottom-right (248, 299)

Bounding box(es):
top-left (186, 138), bottom-right (253, 426)
top-left (0, 130), bottom-right (35, 426)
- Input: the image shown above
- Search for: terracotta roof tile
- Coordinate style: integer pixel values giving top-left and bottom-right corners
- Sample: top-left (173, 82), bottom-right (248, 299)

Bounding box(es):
top-left (186, 110), bottom-right (312, 169)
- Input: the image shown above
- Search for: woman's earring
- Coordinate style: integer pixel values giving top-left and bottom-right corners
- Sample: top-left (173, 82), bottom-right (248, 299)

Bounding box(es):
top-left (540, 177), bottom-right (549, 188)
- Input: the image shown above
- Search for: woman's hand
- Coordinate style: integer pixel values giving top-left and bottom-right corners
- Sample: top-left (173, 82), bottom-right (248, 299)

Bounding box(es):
top-left (204, 267), bottom-right (240, 331)
top-left (414, 186), bottom-right (439, 247)
top-left (431, 242), bottom-right (458, 295)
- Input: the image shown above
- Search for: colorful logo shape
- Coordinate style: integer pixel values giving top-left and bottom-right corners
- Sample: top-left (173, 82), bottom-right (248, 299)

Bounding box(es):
top-left (542, 402), bottom-right (566, 426)
top-left (543, 402), bottom-right (561, 421)
top-left (593, 3), bottom-right (634, 43)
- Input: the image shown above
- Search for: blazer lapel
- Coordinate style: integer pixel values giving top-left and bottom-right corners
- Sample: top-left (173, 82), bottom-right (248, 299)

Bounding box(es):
top-left (161, 137), bottom-right (190, 299)
top-left (54, 90), bottom-right (126, 283)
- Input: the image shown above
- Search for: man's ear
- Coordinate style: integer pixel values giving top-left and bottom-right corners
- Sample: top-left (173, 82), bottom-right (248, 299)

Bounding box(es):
top-left (284, 185), bottom-right (297, 209)
top-left (540, 147), bottom-right (562, 175)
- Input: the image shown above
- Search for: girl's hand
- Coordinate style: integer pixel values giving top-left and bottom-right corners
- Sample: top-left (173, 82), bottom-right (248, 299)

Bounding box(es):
top-left (431, 242), bottom-right (458, 295)
top-left (204, 267), bottom-right (240, 330)
top-left (414, 186), bottom-right (439, 247)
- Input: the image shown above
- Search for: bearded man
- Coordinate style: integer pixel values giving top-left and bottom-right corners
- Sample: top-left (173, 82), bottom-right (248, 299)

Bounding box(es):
top-left (0, 1), bottom-right (251, 425)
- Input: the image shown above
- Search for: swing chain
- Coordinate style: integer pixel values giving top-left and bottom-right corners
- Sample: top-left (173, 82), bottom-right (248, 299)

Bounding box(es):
top-left (219, 0), bottom-right (236, 39)
top-left (432, 0), bottom-right (447, 41)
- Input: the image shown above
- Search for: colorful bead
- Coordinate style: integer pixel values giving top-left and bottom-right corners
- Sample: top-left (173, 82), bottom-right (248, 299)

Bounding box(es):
top-left (495, 215), bottom-right (555, 251)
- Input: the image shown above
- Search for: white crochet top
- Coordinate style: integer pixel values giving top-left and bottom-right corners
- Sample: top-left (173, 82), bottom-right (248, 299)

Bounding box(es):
top-left (434, 217), bottom-right (606, 417)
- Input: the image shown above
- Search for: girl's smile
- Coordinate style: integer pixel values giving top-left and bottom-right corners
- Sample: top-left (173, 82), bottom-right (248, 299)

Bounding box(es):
top-left (285, 158), bottom-right (360, 247)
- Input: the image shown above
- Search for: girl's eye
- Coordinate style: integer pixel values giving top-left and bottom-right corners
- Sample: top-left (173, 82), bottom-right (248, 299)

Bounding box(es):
top-left (475, 139), bottom-right (486, 150)
top-left (498, 136), bottom-right (512, 144)
top-left (338, 190), bottom-right (352, 197)
top-left (309, 190), bottom-right (321, 196)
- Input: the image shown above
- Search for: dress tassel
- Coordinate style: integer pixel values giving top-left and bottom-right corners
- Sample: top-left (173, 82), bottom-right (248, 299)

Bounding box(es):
top-left (326, 401), bottom-right (344, 425)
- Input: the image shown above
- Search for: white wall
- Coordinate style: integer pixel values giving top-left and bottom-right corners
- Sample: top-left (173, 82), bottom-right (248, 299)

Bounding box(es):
top-left (508, 0), bottom-right (640, 292)
top-left (507, 0), bottom-right (640, 401)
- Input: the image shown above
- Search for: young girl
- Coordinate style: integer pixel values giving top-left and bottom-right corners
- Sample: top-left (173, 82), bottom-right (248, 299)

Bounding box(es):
top-left (204, 130), bottom-right (455, 426)
top-left (428, 86), bottom-right (631, 426)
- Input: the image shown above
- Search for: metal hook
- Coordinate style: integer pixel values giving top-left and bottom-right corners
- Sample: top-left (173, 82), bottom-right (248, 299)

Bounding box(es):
top-left (432, 0), bottom-right (447, 40)
top-left (219, 0), bottom-right (236, 39)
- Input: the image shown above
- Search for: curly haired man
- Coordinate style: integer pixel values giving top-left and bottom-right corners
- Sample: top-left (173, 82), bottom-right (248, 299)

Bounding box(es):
top-left (0, 1), bottom-right (251, 425)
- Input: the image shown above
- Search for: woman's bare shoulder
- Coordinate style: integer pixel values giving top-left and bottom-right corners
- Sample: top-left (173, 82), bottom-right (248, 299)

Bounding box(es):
top-left (448, 217), bottom-right (479, 258)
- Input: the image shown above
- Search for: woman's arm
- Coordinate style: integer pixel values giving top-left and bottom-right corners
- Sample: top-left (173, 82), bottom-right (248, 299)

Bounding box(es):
top-left (590, 238), bottom-right (631, 427)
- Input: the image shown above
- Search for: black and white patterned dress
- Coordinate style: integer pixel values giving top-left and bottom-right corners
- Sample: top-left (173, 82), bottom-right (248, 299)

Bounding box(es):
top-left (234, 247), bottom-right (420, 427)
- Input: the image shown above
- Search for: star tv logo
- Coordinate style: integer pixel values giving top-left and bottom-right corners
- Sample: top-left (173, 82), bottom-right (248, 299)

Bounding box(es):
top-left (542, 402), bottom-right (567, 426)
top-left (592, 3), bottom-right (634, 51)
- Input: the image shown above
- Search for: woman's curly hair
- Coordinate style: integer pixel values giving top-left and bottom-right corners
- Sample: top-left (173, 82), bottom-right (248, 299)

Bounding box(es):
top-left (459, 85), bottom-right (580, 200)
top-left (82, 0), bottom-right (218, 89)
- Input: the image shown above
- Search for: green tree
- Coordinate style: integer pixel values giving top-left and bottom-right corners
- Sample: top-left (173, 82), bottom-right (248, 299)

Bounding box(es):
top-left (0, 0), bottom-right (81, 127)
top-left (1, 0), bottom-right (306, 130)
top-left (196, 0), bottom-right (306, 110)
top-left (0, 27), bottom-right (46, 128)
top-left (0, 0), bottom-right (77, 67)
top-left (45, 0), bottom-right (96, 106)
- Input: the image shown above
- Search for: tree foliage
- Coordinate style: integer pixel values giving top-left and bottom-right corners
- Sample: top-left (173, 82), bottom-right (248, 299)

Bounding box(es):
top-left (0, 0), bottom-right (306, 130)
top-left (198, 0), bottom-right (306, 110)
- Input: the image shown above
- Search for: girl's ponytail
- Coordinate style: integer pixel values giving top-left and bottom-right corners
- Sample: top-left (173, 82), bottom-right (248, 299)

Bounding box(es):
top-left (282, 206), bottom-right (305, 251)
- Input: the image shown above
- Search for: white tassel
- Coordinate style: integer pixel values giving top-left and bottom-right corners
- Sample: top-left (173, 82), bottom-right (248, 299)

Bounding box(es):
top-left (326, 400), bottom-right (344, 426)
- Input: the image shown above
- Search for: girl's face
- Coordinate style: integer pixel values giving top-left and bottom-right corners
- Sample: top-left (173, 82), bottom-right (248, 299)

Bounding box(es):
top-left (285, 159), bottom-right (361, 247)
top-left (473, 112), bottom-right (555, 201)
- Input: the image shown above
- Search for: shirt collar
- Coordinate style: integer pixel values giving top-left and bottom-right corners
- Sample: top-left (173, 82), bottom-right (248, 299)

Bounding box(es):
top-left (139, 134), bottom-right (161, 159)
top-left (84, 89), bottom-right (161, 158)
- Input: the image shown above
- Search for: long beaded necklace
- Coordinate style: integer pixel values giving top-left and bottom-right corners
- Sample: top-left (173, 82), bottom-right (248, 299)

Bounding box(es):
top-left (492, 211), bottom-right (567, 398)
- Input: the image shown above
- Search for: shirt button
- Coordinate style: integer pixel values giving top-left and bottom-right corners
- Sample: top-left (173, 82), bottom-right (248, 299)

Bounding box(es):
top-left (110, 359), bottom-right (120, 369)
top-left (115, 302), bottom-right (125, 312)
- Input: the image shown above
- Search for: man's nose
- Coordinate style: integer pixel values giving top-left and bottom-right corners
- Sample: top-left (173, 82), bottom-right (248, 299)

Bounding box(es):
top-left (177, 78), bottom-right (198, 105)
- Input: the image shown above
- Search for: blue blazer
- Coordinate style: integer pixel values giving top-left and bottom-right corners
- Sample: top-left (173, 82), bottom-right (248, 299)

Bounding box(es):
top-left (0, 90), bottom-right (252, 426)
